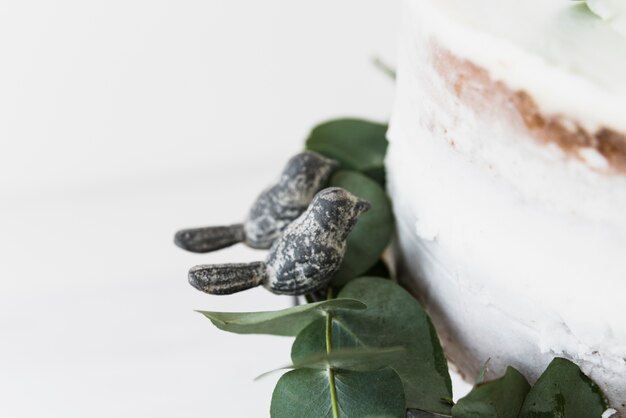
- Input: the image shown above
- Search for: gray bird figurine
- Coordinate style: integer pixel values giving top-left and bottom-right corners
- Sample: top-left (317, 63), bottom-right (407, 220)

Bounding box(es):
top-left (188, 187), bottom-right (370, 295)
top-left (174, 151), bottom-right (338, 253)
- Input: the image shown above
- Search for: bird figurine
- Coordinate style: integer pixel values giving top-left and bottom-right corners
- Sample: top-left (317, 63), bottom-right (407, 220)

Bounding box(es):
top-left (187, 187), bottom-right (370, 295)
top-left (174, 151), bottom-right (338, 253)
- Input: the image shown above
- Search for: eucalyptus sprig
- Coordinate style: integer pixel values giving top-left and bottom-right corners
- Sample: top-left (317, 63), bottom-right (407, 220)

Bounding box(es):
top-left (192, 118), bottom-right (614, 418)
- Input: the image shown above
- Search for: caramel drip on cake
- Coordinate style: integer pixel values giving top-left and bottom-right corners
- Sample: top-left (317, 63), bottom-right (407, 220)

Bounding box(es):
top-left (430, 42), bottom-right (626, 173)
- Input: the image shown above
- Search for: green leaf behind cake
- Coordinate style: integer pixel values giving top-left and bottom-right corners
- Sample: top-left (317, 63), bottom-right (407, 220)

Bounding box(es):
top-left (452, 367), bottom-right (530, 418)
top-left (329, 170), bottom-right (394, 286)
top-left (518, 357), bottom-right (609, 418)
top-left (305, 118), bottom-right (388, 186)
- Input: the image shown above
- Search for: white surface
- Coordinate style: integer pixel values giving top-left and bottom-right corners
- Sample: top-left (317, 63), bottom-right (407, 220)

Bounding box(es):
top-left (0, 1), bottom-right (432, 417)
top-left (1, 173), bottom-right (292, 417)
top-left (389, 0), bottom-right (626, 411)
top-left (0, 0), bottom-right (398, 195)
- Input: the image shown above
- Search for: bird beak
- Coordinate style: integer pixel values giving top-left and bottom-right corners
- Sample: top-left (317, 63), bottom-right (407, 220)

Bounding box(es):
top-left (355, 199), bottom-right (371, 215)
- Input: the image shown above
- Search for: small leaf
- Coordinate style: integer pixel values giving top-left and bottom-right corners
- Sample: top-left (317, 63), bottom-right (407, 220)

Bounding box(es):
top-left (270, 368), bottom-right (405, 418)
top-left (452, 367), bottom-right (530, 418)
top-left (518, 357), bottom-right (609, 418)
top-left (476, 358), bottom-right (491, 385)
top-left (330, 171), bottom-right (394, 285)
top-left (291, 317), bottom-right (360, 362)
top-left (293, 346), bottom-right (407, 371)
top-left (406, 410), bottom-right (451, 418)
top-left (197, 298), bottom-right (365, 337)
top-left (256, 346), bottom-right (406, 381)
top-left (292, 278), bottom-right (453, 414)
top-left (305, 118), bottom-right (388, 185)
top-left (372, 56), bottom-right (397, 81)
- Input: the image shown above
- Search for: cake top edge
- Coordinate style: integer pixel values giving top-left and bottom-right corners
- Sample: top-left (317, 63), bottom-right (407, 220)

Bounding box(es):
top-left (421, 0), bottom-right (626, 96)
top-left (408, 0), bottom-right (626, 134)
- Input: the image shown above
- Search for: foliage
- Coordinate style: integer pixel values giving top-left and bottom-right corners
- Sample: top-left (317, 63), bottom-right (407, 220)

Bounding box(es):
top-left (329, 171), bottom-right (393, 286)
top-left (291, 278), bottom-right (453, 414)
top-left (305, 118), bottom-right (388, 186)
top-left (452, 367), bottom-right (530, 418)
top-left (518, 358), bottom-right (609, 418)
top-left (193, 118), bottom-right (613, 418)
top-left (198, 299), bottom-right (365, 336)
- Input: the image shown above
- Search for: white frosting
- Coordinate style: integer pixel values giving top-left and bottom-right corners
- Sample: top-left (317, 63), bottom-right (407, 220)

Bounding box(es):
top-left (389, 0), bottom-right (626, 411)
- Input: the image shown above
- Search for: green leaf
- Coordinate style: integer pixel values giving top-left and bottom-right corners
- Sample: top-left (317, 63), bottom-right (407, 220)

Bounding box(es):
top-left (475, 359), bottom-right (491, 385)
top-left (452, 367), bottom-right (530, 418)
top-left (305, 118), bottom-right (388, 185)
top-left (197, 298), bottom-right (365, 337)
top-left (291, 317), bottom-right (358, 361)
top-left (407, 410), bottom-right (451, 418)
top-left (270, 368), bottom-right (405, 418)
top-left (329, 171), bottom-right (394, 286)
top-left (518, 357), bottom-right (609, 418)
top-left (362, 259), bottom-right (392, 279)
top-left (372, 56), bottom-right (397, 81)
top-left (293, 346), bottom-right (407, 371)
top-left (292, 278), bottom-right (453, 414)
top-left (256, 346), bottom-right (407, 381)
top-left (363, 166), bottom-right (386, 188)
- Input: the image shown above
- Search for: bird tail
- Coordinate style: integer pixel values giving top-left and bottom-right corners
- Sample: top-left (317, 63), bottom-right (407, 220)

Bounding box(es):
top-left (188, 262), bottom-right (268, 295)
top-left (174, 224), bottom-right (245, 253)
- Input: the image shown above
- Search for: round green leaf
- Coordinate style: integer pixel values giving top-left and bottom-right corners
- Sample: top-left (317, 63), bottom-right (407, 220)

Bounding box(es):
top-left (362, 259), bottom-right (392, 279)
top-left (337, 278), bottom-right (452, 413)
top-left (291, 317), bottom-right (361, 364)
top-left (291, 317), bottom-right (405, 371)
top-left (270, 368), bottom-right (405, 418)
top-left (330, 170), bottom-right (393, 286)
top-left (305, 118), bottom-right (388, 185)
top-left (292, 278), bottom-right (453, 414)
top-left (518, 358), bottom-right (609, 418)
top-left (452, 367), bottom-right (530, 418)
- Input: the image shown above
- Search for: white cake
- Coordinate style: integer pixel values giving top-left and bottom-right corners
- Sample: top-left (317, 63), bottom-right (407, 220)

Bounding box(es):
top-left (387, 0), bottom-right (626, 411)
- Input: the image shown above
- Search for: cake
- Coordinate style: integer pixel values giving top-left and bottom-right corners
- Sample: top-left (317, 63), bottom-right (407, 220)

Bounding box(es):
top-left (387, 0), bottom-right (626, 411)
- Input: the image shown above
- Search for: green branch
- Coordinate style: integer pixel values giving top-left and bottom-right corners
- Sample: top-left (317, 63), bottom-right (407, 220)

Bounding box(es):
top-left (372, 57), bottom-right (396, 80)
top-left (326, 312), bottom-right (340, 418)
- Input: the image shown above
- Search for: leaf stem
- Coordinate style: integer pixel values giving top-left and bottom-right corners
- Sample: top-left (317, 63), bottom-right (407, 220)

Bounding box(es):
top-left (372, 56), bottom-right (397, 80)
top-left (325, 312), bottom-right (333, 356)
top-left (326, 312), bottom-right (340, 418)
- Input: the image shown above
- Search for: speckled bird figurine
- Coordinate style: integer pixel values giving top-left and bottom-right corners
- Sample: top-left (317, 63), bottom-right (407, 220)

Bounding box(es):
top-left (187, 187), bottom-right (370, 295)
top-left (174, 151), bottom-right (338, 253)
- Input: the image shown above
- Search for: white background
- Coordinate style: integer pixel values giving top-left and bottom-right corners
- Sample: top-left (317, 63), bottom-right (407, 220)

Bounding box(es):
top-left (0, 1), bottom-right (468, 416)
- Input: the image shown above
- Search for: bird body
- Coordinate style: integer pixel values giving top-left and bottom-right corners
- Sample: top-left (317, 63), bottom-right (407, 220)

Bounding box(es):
top-left (175, 151), bottom-right (337, 253)
top-left (188, 187), bottom-right (370, 296)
